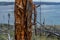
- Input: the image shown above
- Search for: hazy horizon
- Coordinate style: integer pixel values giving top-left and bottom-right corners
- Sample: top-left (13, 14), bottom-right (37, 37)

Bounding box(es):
top-left (0, 0), bottom-right (60, 2)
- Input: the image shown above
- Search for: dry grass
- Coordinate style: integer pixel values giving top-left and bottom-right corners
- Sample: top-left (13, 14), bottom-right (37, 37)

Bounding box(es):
top-left (32, 35), bottom-right (58, 40)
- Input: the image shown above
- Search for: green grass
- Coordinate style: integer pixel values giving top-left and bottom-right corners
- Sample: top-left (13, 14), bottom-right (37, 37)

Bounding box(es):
top-left (32, 35), bottom-right (58, 40)
top-left (0, 34), bottom-right (8, 40)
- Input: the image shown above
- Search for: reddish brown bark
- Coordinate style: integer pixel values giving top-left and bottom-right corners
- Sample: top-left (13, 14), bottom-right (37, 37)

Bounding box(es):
top-left (14, 0), bottom-right (36, 40)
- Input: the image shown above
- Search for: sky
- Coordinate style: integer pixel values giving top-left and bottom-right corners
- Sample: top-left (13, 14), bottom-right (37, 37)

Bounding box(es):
top-left (40, 0), bottom-right (60, 2)
top-left (0, 0), bottom-right (60, 2)
top-left (0, 0), bottom-right (14, 2)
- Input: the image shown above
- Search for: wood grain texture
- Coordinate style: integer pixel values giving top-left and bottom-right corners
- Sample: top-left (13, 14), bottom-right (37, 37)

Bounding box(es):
top-left (14, 0), bottom-right (36, 40)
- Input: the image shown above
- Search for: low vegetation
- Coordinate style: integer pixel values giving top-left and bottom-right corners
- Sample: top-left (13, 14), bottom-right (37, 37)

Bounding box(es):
top-left (0, 24), bottom-right (14, 40)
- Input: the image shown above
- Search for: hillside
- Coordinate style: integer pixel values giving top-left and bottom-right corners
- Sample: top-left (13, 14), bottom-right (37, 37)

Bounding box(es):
top-left (34, 2), bottom-right (60, 5)
top-left (0, 2), bottom-right (14, 5)
top-left (0, 2), bottom-right (60, 5)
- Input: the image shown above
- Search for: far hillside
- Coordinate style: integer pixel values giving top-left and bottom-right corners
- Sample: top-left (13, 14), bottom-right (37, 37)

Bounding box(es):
top-left (0, 2), bottom-right (60, 5)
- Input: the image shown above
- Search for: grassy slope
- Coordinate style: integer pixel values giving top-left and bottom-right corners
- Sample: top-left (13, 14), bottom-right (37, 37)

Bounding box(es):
top-left (0, 24), bottom-right (14, 40)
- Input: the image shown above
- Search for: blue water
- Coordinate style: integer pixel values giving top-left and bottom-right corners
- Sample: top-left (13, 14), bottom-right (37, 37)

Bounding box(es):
top-left (37, 5), bottom-right (60, 25)
top-left (44, 5), bottom-right (60, 25)
top-left (0, 5), bottom-right (14, 25)
top-left (0, 4), bottom-right (60, 25)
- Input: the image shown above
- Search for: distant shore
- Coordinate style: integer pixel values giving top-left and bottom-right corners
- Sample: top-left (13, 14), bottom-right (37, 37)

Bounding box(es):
top-left (0, 2), bottom-right (60, 5)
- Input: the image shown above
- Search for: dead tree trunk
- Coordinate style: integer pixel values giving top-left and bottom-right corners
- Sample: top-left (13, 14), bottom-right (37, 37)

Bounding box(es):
top-left (14, 0), bottom-right (33, 40)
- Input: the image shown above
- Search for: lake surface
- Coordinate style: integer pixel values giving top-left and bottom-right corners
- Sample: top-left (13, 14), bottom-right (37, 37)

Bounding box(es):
top-left (0, 5), bottom-right (14, 25)
top-left (36, 5), bottom-right (60, 25)
top-left (0, 4), bottom-right (60, 25)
